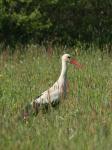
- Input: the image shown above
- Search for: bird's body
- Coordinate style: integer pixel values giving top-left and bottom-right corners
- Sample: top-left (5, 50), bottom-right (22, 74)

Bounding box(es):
top-left (23, 54), bottom-right (82, 118)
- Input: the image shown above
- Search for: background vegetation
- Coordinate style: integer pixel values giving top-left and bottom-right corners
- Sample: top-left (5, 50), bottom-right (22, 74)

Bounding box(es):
top-left (0, 46), bottom-right (112, 150)
top-left (0, 0), bottom-right (112, 51)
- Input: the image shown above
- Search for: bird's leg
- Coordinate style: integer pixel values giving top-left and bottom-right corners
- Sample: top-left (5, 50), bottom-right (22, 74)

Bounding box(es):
top-left (32, 101), bottom-right (40, 116)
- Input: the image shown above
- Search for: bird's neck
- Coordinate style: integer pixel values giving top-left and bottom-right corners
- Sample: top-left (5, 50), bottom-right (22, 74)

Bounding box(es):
top-left (59, 60), bottom-right (67, 80)
top-left (58, 60), bottom-right (67, 98)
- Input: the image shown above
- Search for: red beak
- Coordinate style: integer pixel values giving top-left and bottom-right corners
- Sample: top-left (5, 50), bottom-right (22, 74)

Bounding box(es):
top-left (70, 59), bottom-right (82, 69)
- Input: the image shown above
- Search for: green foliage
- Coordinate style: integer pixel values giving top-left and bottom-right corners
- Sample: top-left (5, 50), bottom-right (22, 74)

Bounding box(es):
top-left (0, 0), bottom-right (52, 46)
top-left (0, 0), bottom-right (112, 49)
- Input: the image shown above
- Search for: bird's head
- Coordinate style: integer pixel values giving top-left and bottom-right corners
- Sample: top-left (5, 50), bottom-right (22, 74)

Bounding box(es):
top-left (62, 54), bottom-right (82, 69)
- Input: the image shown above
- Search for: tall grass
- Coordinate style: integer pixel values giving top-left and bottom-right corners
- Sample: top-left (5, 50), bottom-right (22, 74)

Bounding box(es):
top-left (0, 46), bottom-right (112, 150)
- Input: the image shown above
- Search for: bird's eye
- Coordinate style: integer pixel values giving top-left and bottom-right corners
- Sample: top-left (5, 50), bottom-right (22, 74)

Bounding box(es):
top-left (68, 56), bottom-right (71, 59)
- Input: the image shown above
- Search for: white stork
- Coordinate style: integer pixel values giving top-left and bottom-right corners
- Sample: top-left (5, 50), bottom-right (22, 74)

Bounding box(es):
top-left (23, 54), bottom-right (82, 118)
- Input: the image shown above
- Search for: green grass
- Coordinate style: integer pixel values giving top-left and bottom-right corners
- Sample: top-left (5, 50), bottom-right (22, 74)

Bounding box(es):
top-left (0, 47), bottom-right (112, 150)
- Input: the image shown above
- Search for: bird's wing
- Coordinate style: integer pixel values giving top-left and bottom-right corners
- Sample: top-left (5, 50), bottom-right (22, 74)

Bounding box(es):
top-left (32, 80), bottom-right (64, 105)
top-left (34, 87), bottom-right (62, 104)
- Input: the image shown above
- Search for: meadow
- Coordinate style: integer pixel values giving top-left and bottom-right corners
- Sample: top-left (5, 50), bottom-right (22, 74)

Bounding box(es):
top-left (0, 46), bottom-right (112, 150)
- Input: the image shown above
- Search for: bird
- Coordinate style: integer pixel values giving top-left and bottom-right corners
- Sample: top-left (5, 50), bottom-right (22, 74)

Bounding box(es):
top-left (22, 54), bottom-right (82, 119)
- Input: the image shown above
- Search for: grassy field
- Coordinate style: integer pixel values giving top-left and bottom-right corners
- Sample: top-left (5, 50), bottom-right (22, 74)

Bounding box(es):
top-left (0, 47), bottom-right (112, 150)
